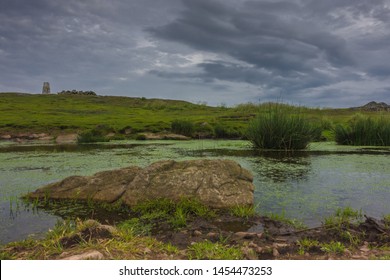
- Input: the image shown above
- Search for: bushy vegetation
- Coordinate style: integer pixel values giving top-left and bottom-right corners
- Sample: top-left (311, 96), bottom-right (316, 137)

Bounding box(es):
top-left (214, 123), bottom-right (242, 139)
top-left (246, 104), bottom-right (321, 150)
top-left (171, 120), bottom-right (194, 137)
top-left (77, 124), bottom-right (114, 143)
top-left (334, 114), bottom-right (390, 146)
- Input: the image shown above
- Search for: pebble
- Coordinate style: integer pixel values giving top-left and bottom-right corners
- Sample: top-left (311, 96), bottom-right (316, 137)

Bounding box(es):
top-left (193, 230), bottom-right (202, 237)
top-left (206, 232), bottom-right (218, 238)
top-left (61, 250), bottom-right (104, 260)
top-left (272, 248), bottom-right (280, 257)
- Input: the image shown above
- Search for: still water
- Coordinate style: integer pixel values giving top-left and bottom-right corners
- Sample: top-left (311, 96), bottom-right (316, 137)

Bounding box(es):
top-left (1, 140), bottom-right (389, 244)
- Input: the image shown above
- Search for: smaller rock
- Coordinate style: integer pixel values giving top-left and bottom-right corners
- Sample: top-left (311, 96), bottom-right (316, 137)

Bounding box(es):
top-left (56, 134), bottom-right (78, 144)
top-left (272, 248), bottom-right (280, 257)
top-left (143, 248), bottom-right (152, 254)
top-left (255, 247), bottom-right (263, 253)
top-left (241, 247), bottom-right (257, 260)
top-left (0, 135), bottom-right (12, 140)
top-left (61, 250), bottom-right (104, 260)
top-left (193, 230), bottom-right (202, 237)
top-left (248, 241), bottom-right (257, 248)
top-left (206, 232), bottom-right (218, 238)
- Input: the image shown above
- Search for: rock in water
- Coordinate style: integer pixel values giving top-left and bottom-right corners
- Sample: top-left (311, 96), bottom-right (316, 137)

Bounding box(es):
top-left (25, 159), bottom-right (254, 208)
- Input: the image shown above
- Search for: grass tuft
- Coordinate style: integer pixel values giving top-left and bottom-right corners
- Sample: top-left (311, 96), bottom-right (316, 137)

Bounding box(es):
top-left (187, 240), bottom-right (243, 260)
top-left (334, 114), bottom-right (390, 146)
top-left (246, 103), bottom-right (321, 150)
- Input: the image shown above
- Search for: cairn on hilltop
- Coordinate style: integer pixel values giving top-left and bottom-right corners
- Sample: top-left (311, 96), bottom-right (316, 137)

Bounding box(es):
top-left (42, 82), bottom-right (51, 94)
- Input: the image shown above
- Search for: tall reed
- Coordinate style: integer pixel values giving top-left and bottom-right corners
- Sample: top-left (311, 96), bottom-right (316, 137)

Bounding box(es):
top-left (334, 114), bottom-right (390, 146)
top-left (246, 103), bottom-right (320, 150)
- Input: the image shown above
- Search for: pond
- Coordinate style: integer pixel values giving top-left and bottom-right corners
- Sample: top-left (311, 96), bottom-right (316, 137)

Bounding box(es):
top-left (1, 140), bottom-right (389, 244)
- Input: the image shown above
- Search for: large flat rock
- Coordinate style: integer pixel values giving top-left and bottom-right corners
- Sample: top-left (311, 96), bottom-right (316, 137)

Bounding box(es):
top-left (26, 159), bottom-right (254, 208)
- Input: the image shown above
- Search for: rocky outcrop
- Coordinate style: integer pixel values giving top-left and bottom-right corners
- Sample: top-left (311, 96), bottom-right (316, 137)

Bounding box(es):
top-left (350, 101), bottom-right (390, 111)
top-left (0, 133), bottom-right (54, 142)
top-left (140, 133), bottom-right (190, 140)
top-left (25, 159), bottom-right (254, 208)
top-left (55, 133), bottom-right (78, 144)
top-left (58, 90), bottom-right (97, 96)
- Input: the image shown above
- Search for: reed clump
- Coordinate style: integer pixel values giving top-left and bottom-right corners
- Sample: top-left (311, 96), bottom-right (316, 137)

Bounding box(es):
top-left (246, 103), bottom-right (320, 150)
top-left (334, 114), bottom-right (390, 146)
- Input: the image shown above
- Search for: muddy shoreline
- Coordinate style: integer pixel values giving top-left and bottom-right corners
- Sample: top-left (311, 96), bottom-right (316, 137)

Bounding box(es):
top-left (1, 204), bottom-right (389, 260)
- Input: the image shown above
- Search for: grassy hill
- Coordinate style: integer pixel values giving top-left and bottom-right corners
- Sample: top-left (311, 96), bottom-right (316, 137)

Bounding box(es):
top-left (0, 92), bottom-right (388, 140)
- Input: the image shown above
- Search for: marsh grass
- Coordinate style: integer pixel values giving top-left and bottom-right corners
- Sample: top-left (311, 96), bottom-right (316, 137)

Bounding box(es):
top-left (320, 241), bottom-right (345, 255)
top-left (265, 212), bottom-right (307, 230)
top-left (230, 204), bottom-right (256, 219)
top-left (187, 240), bottom-right (243, 260)
top-left (133, 198), bottom-right (216, 229)
top-left (297, 238), bottom-right (320, 255)
top-left (323, 207), bottom-right (363, 230)
top-left (335, 114), bottom-right (390, 146)
top-left (171, 120), bottom-right (194, 137)
top-left (0, 218), bottom-right (180, 260)
top-left (246, 103), bottom-right (321, 150)
top-left (323, 207), bottom-right (364, 247)
top-left (77, 126), bottom-right (111, 143)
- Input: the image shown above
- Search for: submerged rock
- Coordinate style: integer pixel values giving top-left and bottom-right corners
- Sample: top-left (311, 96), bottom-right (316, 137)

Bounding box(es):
top-left (26, 159), bottom-right (254, 208)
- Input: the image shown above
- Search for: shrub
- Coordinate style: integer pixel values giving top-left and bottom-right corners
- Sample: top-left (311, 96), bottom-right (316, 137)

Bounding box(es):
top-left (214, 124), bottom-right (242, 139)
top-left (77, 130), bottom-right (108, 143)
top-left (171, 120), bottom-right (194, 137)
top-left (77, 124), bottom-right (114, 143)
top-left (246, 103), bottom-right (319, 150)
top-left (334, 114), bottom-right (390, 146)
top-left (194, 122), bottom-right (214, 138)
top-left (135, 134), bottom-right (147, 140)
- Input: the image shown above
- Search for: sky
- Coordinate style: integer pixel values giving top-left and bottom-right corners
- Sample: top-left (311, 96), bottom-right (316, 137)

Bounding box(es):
top-left (1, 0), bottom-right (390, 108)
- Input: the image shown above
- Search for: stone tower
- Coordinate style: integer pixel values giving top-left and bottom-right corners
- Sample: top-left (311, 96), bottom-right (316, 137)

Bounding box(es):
top-left (42, 82), bottom-right (51, 94)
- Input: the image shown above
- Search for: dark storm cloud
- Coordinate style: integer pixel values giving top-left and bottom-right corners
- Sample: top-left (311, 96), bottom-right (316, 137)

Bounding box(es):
top-left (0, 0), bottom-right (181, 92)
top-left (148, 0), bottom-right (390, 105)
top-left (1, 0), bottom-right (390, 107)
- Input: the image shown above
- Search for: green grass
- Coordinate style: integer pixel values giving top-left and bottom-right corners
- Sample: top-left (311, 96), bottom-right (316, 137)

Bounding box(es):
top-left (335, 114), bottom-right (390, 146)
top-left (133, 198), bottom-right (215, 230)
top-left (264, 212), bottom-right (307, 230)
top-left (323, 207), bottom-right (363, 230)
top-left (187, 240), bottom-right (243, 260)
top-left (229, 205), bottom-right (256, 219)
top-left (246, 103), bottom-right (321, 150)
top-left (1, 93), bottom-right (388, 143)
top-left (297, 238), bottom-right (320, 255)
top-left (0, 93), bottom-right (249, 136)
top-left (320, 241), bottom-right (345, 255)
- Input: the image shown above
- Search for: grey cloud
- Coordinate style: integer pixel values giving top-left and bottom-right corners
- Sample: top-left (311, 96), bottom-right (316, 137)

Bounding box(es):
top-left (149, 0), bottom-right (355, 80)
top-left (1, 0), bottom-right (390, 107)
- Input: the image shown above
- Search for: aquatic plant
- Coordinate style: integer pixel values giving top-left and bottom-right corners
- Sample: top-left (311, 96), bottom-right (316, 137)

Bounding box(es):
top-left (334, 114), bottom-right (390, 146)
top-left (246, 103), bottom-right (320, 150)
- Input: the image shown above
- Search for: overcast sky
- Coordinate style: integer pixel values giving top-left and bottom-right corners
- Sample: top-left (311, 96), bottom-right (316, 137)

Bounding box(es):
top-left (1, 0), bottom-right (390, 107)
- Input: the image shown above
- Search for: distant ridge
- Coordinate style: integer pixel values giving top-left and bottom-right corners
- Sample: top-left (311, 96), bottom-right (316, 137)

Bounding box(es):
top-left (350, 101), bottom-right (390, 111)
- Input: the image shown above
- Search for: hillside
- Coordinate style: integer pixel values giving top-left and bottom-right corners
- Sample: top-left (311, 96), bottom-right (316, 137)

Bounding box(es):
top-left (0, 92), bottom-right (249, 137)
top-left (0, 92), bottom-right (388, 140)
